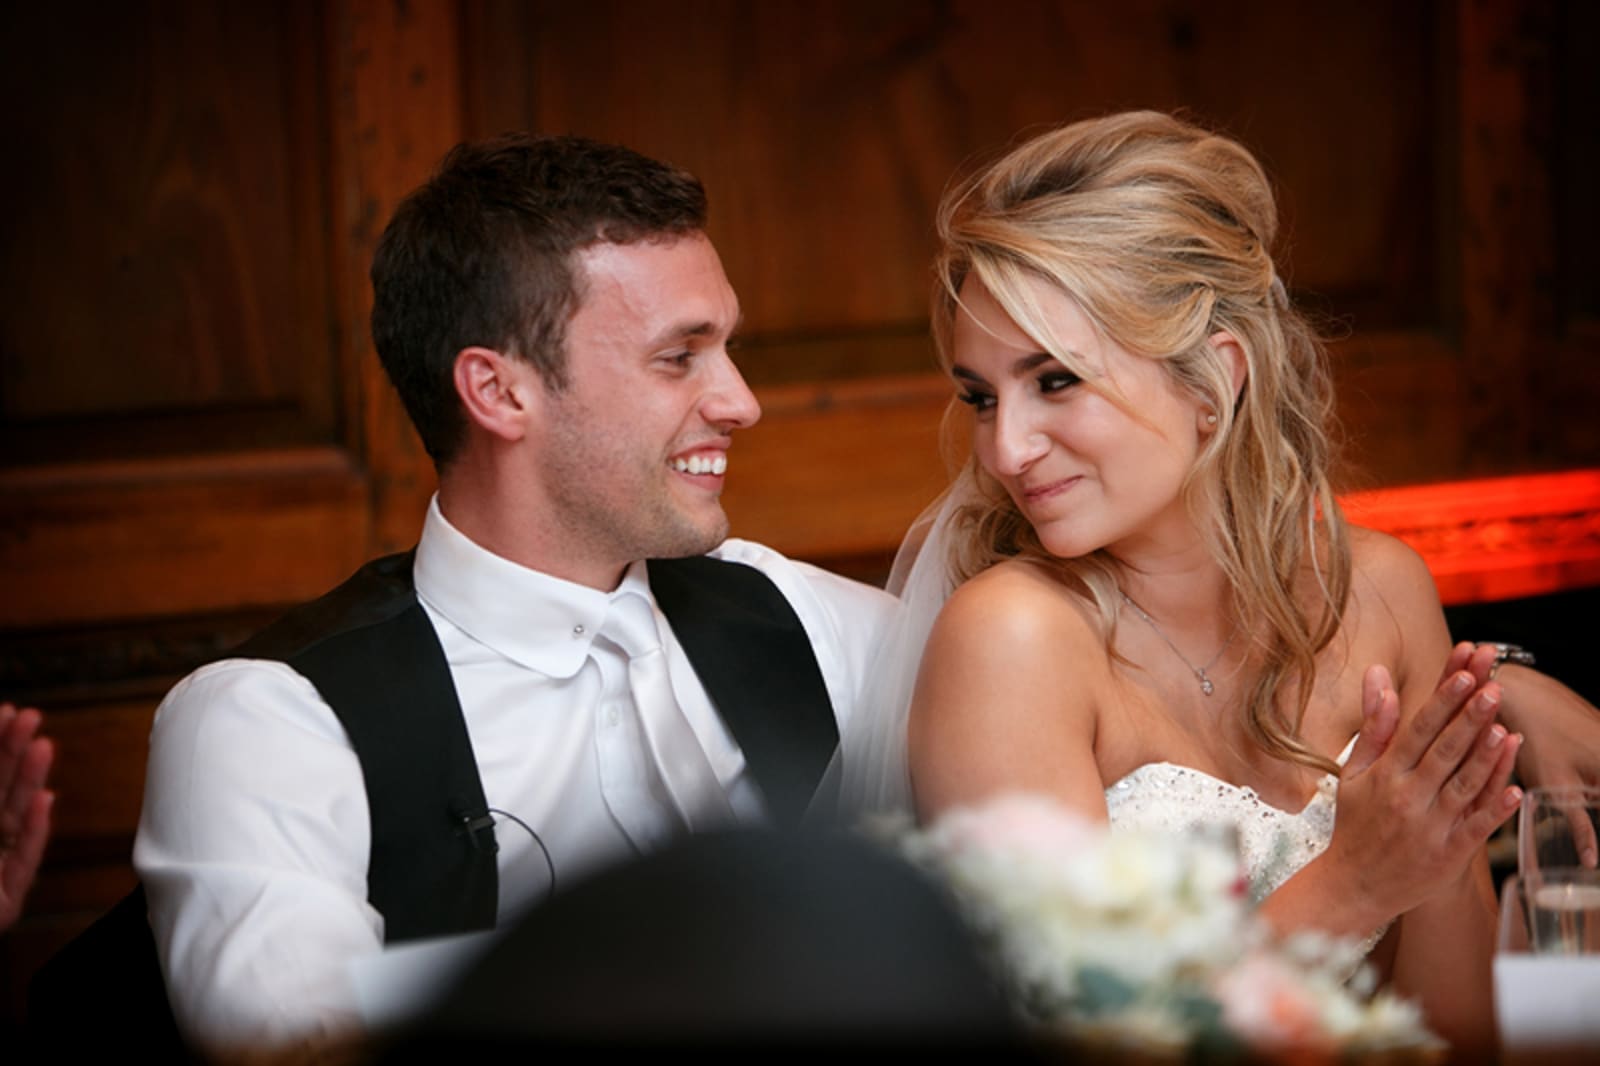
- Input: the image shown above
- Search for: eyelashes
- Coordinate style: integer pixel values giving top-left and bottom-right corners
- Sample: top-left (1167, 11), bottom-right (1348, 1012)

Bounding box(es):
top-left (956, 371), bottom-right (1081, 412)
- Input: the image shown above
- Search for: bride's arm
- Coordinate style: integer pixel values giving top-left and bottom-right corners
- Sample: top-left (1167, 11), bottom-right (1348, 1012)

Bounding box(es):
top-left (1261, 539), bottom-right (1518, 1051)
top-left (1388, 848), bottom-right (1501, 1050)
top-left (1384, 543), bottom-right (1509, 1051)
top-left (908, 563), bottom-right (1108, 822)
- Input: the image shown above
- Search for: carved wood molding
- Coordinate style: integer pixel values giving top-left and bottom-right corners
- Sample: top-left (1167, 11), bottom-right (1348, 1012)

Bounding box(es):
top-left (0, 611), bottom-right (279, 706)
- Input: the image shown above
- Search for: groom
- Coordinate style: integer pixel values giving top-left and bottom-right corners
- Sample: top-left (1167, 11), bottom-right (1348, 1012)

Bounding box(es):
top-left (120, 132), bottom-right (1600, 1058)
top-left (128, 133), bottom-right (899, 1058)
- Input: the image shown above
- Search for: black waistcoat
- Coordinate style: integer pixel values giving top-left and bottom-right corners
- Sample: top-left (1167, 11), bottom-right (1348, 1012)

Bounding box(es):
top-left (232, 549), bottom-right (840, 941)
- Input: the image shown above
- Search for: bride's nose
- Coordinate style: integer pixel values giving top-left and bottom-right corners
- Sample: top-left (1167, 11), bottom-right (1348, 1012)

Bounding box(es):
top-left (990, 400), bottom-right (1049, 475)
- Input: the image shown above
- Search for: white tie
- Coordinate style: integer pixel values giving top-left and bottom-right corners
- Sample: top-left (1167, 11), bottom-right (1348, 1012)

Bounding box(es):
top-left (602, 591), bottom-right (734, 832)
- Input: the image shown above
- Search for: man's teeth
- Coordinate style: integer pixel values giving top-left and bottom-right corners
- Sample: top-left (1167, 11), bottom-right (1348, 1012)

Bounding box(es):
top-left (672, 454), bottom-right (727, 476)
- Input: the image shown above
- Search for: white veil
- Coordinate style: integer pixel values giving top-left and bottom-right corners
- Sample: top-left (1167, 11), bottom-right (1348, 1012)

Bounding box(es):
top-left (832, 467), bottom-right (984, 820)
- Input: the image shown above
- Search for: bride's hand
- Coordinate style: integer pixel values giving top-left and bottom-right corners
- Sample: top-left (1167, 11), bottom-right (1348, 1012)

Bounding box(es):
top-left (1326, 649), bottom-right (1520, 927)
top-left (1343, 641), bottom-right (1492, 776)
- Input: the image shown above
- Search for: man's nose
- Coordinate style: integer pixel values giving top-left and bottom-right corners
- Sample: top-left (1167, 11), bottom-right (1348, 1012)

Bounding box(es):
top-left (703, 352), bottom-right (761, 430)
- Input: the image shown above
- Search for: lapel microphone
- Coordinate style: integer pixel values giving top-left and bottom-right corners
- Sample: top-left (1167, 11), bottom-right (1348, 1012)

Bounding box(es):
top-left (455, 805), bottom-right (559, 902)
top-left (455, 807), bottom-right (501, 854)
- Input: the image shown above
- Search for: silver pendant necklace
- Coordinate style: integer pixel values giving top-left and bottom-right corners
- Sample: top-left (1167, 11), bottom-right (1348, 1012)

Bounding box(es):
top-left (1120, 592), bottom-right (1237, 697)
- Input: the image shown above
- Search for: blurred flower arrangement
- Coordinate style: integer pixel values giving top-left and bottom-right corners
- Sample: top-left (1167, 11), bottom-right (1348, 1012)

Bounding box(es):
top-left (885, 793), bottom-right (1443, 1061)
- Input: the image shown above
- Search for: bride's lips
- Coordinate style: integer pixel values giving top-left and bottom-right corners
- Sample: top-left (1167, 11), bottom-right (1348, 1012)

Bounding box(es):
top-left (1021, 475), bottom-right (1081, 503)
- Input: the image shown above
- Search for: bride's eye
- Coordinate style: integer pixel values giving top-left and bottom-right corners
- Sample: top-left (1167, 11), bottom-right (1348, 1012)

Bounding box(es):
top-left (956, 390), bottom-right (996, 413)
top-left (1039, 371), bottom-right (1081, 395)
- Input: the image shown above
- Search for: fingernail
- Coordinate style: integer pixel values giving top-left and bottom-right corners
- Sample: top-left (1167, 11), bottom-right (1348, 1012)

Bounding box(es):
top-left (1477, 687), bottom-right (1501, 713)
top-left (1451, 672), bottom-right (1473, 694)
top-left (1487, 724), bottom-right (1506, 747)
top-left (1507, 786), bottom-right (1524, 809)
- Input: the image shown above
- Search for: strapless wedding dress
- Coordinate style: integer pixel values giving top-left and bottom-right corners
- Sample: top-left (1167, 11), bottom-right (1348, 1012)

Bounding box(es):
top-left (1103, 748), bottom-right (1395, 964)
top-left (1104, 761), bottom-right (1339, 903)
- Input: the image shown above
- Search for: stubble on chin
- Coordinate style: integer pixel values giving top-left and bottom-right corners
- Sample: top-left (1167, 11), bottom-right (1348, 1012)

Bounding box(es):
top-left (643, 506), bottom-right (728, 560)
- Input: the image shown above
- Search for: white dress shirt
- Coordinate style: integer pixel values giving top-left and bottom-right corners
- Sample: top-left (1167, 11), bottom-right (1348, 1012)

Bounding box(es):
top-left (133, 498), bottom-right (893, 1054)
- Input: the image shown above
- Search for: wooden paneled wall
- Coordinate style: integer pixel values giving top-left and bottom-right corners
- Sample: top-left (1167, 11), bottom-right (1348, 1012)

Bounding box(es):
top-left (3, 0), bottom-right (1597, 1020)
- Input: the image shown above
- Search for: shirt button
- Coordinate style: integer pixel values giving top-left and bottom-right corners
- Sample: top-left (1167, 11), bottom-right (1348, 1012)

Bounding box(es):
top-left (606, 708), bottom-right (619, 727)
top-left (573, 624), bottom-right (585, 637)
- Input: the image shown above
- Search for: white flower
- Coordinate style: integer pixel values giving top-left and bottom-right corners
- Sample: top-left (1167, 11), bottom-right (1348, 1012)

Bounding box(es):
top-left (890, 792), bottom-right (1441, 1056)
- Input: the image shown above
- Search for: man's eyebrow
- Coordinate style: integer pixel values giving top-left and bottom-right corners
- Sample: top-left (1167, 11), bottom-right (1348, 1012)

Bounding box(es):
top-left (651, 310), bottom-right (744, 347)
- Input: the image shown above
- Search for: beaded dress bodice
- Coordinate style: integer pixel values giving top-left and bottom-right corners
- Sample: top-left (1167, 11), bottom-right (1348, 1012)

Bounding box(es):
top-left (1104, 761), bottom-right (1340, 903)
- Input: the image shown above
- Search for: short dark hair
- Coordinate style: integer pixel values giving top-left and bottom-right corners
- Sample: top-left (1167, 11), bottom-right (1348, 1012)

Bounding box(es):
top-left (370, 134), bottom-right (708, 466)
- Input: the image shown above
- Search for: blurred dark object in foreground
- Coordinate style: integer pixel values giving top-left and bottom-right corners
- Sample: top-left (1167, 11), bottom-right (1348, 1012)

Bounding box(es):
top-left (378, 828), bottom-right (1037, 1060)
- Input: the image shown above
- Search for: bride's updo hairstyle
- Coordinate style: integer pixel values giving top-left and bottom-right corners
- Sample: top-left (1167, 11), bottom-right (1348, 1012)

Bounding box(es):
top-left (933, 110), bottom-right (1351, 775)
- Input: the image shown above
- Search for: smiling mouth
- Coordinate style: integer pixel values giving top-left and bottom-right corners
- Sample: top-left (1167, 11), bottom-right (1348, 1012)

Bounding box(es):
top-left (671, 452), bottom-right (727, 476)
top-left (1021, 476), bottom-right (1080, 503)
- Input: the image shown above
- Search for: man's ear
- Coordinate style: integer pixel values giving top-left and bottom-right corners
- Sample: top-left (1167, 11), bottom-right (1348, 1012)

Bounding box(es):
top-left (1208, 329), bottom-right (1248, 402)
top-left (454, 346), bottom-right (533, 443)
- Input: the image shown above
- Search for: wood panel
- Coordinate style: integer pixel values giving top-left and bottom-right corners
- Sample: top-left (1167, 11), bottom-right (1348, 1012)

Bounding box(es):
top-left (723, 374), bottom-right (957, 566)
top-left (0, 0), bottom-right (464, 1023)
top-left (0, 2), bottom-right (336, 463)
top-left (0, 0), bottom-right (465, 635)
top-left (1456, 0), bottom-right (1553, 469)
top-left (1, 450), bottom-right (369, 630)
top-left (460, 0), bottom-right (1600, 556)
top-left (461, 0), bottom-right (1440, 371)
top-left (332, 0), bottom-right (459, 555)
top-left (1555, 0), bottom-right (1600, 324)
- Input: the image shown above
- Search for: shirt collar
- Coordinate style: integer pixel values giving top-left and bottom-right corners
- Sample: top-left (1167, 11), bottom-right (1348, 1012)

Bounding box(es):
top-left (414, 496), bottom-right (631, 678)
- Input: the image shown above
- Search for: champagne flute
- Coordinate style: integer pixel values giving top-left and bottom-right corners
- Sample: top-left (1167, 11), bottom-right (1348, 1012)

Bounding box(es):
top-left (1517, 787), bottom-right (1600, 955)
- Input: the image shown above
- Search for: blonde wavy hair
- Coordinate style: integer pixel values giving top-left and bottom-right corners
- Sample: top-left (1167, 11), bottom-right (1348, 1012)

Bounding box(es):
top-left (933, 111), bottom-right (1350, 776)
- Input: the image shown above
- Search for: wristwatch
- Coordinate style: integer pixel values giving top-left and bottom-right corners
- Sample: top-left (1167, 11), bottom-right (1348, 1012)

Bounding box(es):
top-left (1477, 641), bottom-right (1536, 679)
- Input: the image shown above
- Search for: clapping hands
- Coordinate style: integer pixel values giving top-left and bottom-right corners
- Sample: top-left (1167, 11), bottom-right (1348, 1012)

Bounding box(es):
top-left (1, 702), bottom-right (54, 933)
top-left (1330, 643), bottom-right (1521, 923)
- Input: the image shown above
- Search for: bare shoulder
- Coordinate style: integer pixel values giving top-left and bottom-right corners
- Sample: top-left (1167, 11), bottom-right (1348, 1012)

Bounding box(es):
top-left (911, 559), bottom-right (1108, 816)
top-left (1344, 524), bottom-right (1451, 693)
top-left (1348, 525), bottom-right (1430, 583)
top-left (933, 558), bottom-right (1102, 656)
top-left (1346, 525), bottom-right (1442, 620)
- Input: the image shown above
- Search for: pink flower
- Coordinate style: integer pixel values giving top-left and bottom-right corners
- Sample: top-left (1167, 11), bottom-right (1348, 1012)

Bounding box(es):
top-left (929, 792), bottom-right (1098, 857)
top-left (1213, 953), bottom-right (1333, 1053)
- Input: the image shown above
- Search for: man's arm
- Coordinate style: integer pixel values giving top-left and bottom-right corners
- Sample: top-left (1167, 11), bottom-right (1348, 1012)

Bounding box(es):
top-left (134, 660), bottom-right (383, 1056)
top-left (1496, 663), bottom-right (1600, 789)
top-left (1495, 662), bottom-right (1600, 866)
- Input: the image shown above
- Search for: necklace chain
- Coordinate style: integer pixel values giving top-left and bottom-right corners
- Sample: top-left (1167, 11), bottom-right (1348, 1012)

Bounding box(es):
top-left (1120, 592), bottom-right (1237, 697)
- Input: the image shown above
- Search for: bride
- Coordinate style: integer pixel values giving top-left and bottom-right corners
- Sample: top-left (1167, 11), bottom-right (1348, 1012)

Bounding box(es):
top-left (844, 112), bottom-right (1518, 1050)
